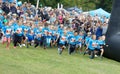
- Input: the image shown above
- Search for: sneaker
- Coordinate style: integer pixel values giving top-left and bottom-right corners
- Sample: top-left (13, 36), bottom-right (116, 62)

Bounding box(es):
top-left (95, 55), bottom-right (98, 57)
top-left (58, 48), bottom-right (62, 55)
top-left (19, 44), bottom-right (22, 48)
top-left (22, 44), bottom-right (26, 47)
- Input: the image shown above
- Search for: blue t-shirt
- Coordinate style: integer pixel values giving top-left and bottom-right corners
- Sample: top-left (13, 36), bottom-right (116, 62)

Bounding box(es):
top-left (85, 36), bottom-right (91, 45)
top-left (67, 31), bottom-right (74, 40)
top-left (59, 35), bottom-right (67, 45)
top-left (15, 26), bottom-right (23, 36)
top-left (76, 35), bottom-right (84, 44)
top-left (46, 35), bottom-right (52, 44)
top-left (57, 26), bottom-right (63, 35)
top-left (35, 33), bottom-right (42, 41)
top-left (37, 36), bottom-right (41, 41)
top-left (0, 21), bottom-right (4, 29)
top-left (27, 33), bottom-right (35, 41)
top-left (69, 36), bottom-right (76, 45)
top-left (3, 26), bottom-right (12, 38)
top-left (51, 30), bottom-right (58, 41)
top-left (88, 39), bottom-right (97, 50)
top-left (20, 25), bottom-right (26, 31)
top-left (42, 27), bottom-right (49, 34)
top-left (96, 27), bottom-right (103, 39)
top-left (96, 40), bottom-right (105, 49)
top-left (12, 22), bottom-right (19, 33)
top-left (24, 26), bottom-right (31, 33)
top-left (33, 27), bottom-right (40, 34)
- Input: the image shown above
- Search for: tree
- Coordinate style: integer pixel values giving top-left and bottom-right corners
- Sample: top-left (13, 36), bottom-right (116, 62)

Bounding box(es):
top-left (19, 0), bottom-right (113, 12)
top-left (96, 0), bottom-right (113, 12)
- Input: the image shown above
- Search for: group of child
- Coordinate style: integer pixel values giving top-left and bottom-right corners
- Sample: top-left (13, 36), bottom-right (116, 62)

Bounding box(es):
top-left (0, 18), bottom-right (107, 59)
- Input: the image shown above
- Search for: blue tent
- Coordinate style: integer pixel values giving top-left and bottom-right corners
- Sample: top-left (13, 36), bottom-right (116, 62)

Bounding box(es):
top-left (89, 8), bottom-right (111, 18)
top-left (66, 6), bottom-right (82, 14)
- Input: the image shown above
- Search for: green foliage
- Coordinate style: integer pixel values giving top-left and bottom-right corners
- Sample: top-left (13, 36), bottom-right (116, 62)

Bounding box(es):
top-left (96, 0), bottom-right (113, 12)
top-left (19, 0), bottom-right (113, 12)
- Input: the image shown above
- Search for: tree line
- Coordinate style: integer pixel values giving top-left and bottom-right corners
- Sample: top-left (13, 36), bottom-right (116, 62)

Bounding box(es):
top-left (20, 0), bottom-right (113, 12)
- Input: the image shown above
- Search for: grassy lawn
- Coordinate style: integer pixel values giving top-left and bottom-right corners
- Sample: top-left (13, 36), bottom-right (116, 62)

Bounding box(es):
top-left (0, 44), bottom-right (120, 74)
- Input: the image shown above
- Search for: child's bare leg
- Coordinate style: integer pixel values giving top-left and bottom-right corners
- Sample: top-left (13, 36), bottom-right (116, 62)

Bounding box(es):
top-left (6, 38), bottom-right (11, 49)
top-left (79, 44), bottom-right (83, 53)
top-left (100, 49), bottom-right (104, 57)
top-left (2, 37), bottom-right (7, 45)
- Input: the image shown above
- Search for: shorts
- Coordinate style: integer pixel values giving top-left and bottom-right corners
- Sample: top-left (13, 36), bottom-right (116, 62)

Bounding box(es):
top-left (59, 43), bottom-right (64, 47)
top-left (22, 35), bottom-right (26, 40)
top-left (70, 44), bottom-right (76, 48)
top-left (100, 45), bottom-right (104, 49)
top-left (76, 43), bottom-right (82, 48)
top-left (58, 43), bottom-right (65, 48)
top-left (88, 48), bottom-right (95, 55)
top-left (3, 36), bottom-right (11, 43)
top-left (95, 48), bottom-right (101, 55)
top-left (95, 48), bottom-right (101, 51)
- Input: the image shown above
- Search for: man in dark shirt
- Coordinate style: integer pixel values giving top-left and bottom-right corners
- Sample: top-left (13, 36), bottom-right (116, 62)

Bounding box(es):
top-left (10, 3), bottom-right (17, 14)
top-left (2, 2), bottom-right (10, 14)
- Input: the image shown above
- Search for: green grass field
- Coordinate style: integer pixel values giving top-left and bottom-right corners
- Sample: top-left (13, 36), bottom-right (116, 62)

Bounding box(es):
top-left (0, 44), bottom-right (120, 74)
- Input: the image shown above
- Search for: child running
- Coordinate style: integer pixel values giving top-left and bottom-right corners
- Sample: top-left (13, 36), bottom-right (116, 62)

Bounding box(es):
top-left (58, 31), bottom-right (67, 55)
top-left (95, 35), bottom-right (106, 58)
top-left (2, 21), bottom-right (12, 49)
top-left (85, 35), bottom-right (98, 59)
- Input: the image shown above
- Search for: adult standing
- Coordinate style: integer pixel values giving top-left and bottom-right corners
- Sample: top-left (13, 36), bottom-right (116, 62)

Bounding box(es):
top-left (10, 3), bottom-right (17, 14)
